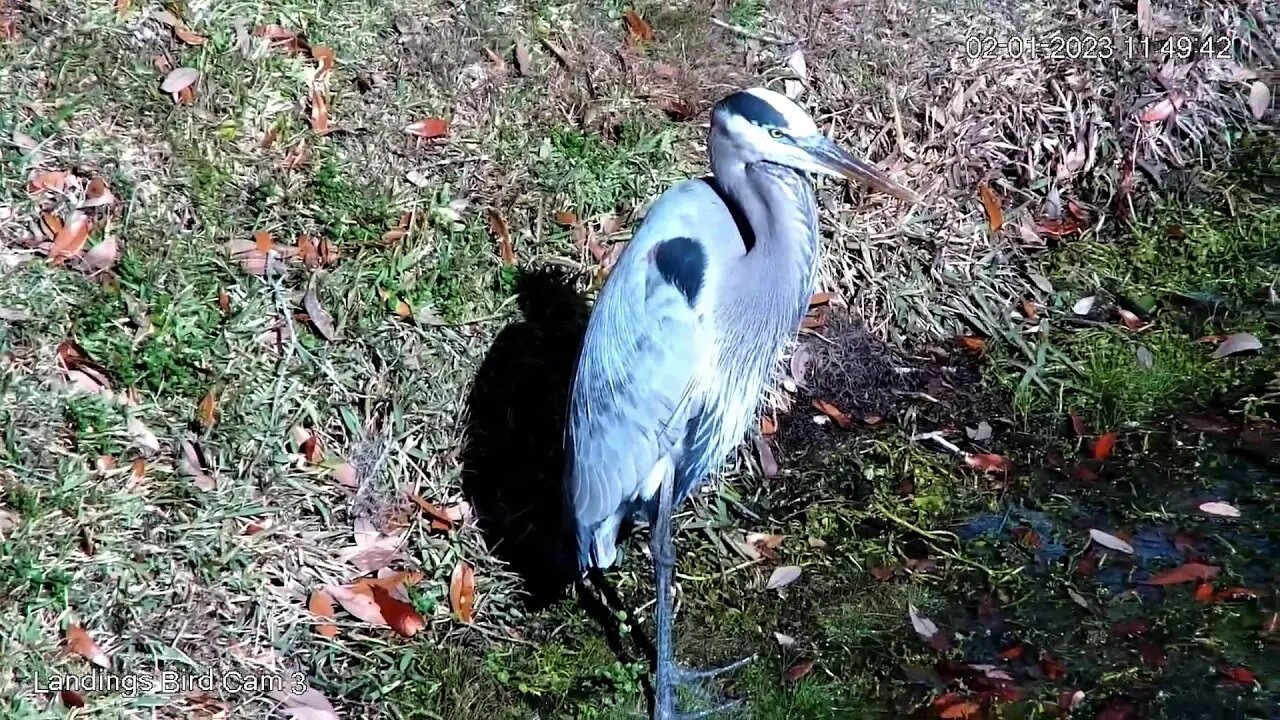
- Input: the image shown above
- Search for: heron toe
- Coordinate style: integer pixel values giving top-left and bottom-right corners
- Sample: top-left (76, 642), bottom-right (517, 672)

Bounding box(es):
top-left (676, 653), bottom-right (757, 683)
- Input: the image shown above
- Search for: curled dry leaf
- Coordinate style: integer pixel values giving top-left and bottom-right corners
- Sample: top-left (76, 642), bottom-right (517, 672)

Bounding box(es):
top-left (50, 212), bottom-right (91, 263)
top-left (1144, 563), bottom-right (1220, 585)
top-left (623, 9), bottom-right (653, 43)
top-left (66, 624), bottom-right (109, 668)
top-left (303, 284), bottom-right (338, 341)
top-left (310, 45), bottom-right (335, 75)
top-left (811, 399), bottom-right (852, 428)
top-left (405, 117), bottom-right (449, 139)
top-left (1088, 529), bottom-right (1134, 554)
top-left (1198, 501), bottom-right (1240, 517)
top-left (308, 590), bottom-right (339, 638)
top-left (766, 565), bottom-right (802, 590)
top-left (450, 561), bottom-right (476, 623)
top-left (161, 67), bottom-right (200, 94)
top-left (977, 181), bottom-right (1003, 232)
top-left (488, 209), bottom-right (515, 266)
top-left (196, 389), bottom-right (217, 429)
top-left (309, 89), bottom-right (329, 134)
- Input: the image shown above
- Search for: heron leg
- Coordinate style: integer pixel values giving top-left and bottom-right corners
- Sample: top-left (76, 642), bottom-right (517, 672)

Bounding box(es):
top-left (650, 469), bottom-right (678, 720)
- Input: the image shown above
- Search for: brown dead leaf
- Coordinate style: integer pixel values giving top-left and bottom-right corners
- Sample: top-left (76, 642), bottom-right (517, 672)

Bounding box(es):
top-left (174, 26), bottom-right (206, 45)
top-left (300, 433), bottom-right (324, 464)
top-left (1020, 297), bottom-right (1039, 321)
top-left (1144, 563), bottom-right (1220, 585)
top-left (554, 211), bottom-right (578, 226)
top-left (371, 585), bottom-right (425, 637)
top-left (489, 209), bottom-right (515, 266)
top-left (49, 212), bottom-right (91, 263)
top-left (310, 45), bottom-right (335, 75)
top-left (66, 624), bottom-right (109, 668)
top-left (60, 689), bottom-right (86, 708)
top-left (161, 67), bottom-right (199, 94)
top-left (761, 415), bottom-right (777, 435)
top-left (940, 702), bottom-right (981, 719)
top-left (808, 291), bottom-right (834, 306)
top-left (811, 399), bottom-right (852, 429)
top-left (450, 560), bottom-right (476, 623)
top-left (1093, 432), bottom-right (1117, 460)
top-left (405, 117), bottom-right (449, 139)
top-left (308, 590), bottom-right (339, 638)
top-left (303, 284), bottom-right (338, 341)
top-left (514, 43), bottom-right (532, 76)
top-left (253, 24), bottom-right (298, 44)
top-left (81, 177), bottom-right (115, 209)
top-left (196, 388), bottom-right (217, 429)
top-left (978, 181), bottom-right (1003, 232)
top-left (1139, 94), bottom-right (1181, 123)
top-left (623, 9), bottom-right (653, 43)
top-left (408, 492), bottom-right (455, 530)
top-left (28, 170), bottom-right (70, 193)
top-left (782, 657), bottom-right (815, 683)
top-left (217, 288), bottom-right (231, 314)
top-left (964, 453), bottom-right (1012, 473)
top-left (325, 583), bottom-right (386, 626)
top-left (956, 335), bottom-right (987, 354)
top-left (309, 89), bottom-right (329, 134)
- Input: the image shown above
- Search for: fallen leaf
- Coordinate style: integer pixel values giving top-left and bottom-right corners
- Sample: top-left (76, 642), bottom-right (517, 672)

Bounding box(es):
top-left (408, 492), bottom-right (455, 530)
top-left (1040, 651), bottom-right (1067, 680)
top-left (1194, 582), bottom-right (1215, 602)
top-left (966, 421), bottom-right (992, 441)
top-left (782, 657), bottom-right (814, 683)
top-left (766, 565), bottom-right (802, 590)
top-left (308, 590), bottom-right (339, 638)
top-left (1215, 587), bottom-right (1259, 602)
top-left (127, 417), bottom-right (160, 453)
top-left (977, 181), bottom-right (1003, 231)
top-left (809, 291), bottom-right (834, 306)
top-left (753, 435), bottom-right (779, 478)
top-left (1139, 95), bottom-right (1179, 123)
top-left (1198, 501), bottom-right (1240, 517)
top-left (176, 86), bottom-right (195, 105)
top-left (174, 26), bottom-right (207, 46)
top-left (623, 9), bottom-right (653, 43)
top-left (161, 67), bottom-right (200, 94)
top-left (49, 212), bottom-right (91, 262)
top-left (908, 604), bottom-right (939, 641)
top-left (1220, 667), bottom-right (1256, 685)
top-left (450, 561), bottom-right (476, 623)
top-left (196, 389), bottom-right (217, 429)
top-left (325, 583), bottom-right (386, 626)
top-left (489, 209), bottom-right (515, 266)
top-left (303, 284), bottom-right (338, 341)
top-left (964, 453), bottom-right (1011, 473)
top-left (127, 458), bottom-right (146, 489)
top-left (309, 89), bottom-right (329, 134)
top-left (310, 45), bottom-right (335, 75)
top-left (253, 24), bottom-right (298, 44)
top-left (331, 463), bottom-right (358, 487)
top-left (760, 415), bottom-right (777, 435)
top-left (179, 439), bottom-right (215, 490)
top-left (514, 43), bottom-right (532, 76)
top-left (1089, 529), bottom-right (1134, 554)
top-left (554, 211), bottom-right (577, 226)
top-left (1211, 332), bottom-right (1262, 359)
top-left (405, 117), bottom-right (449, 139)
top-left (774, 631), bottom-right (795, 647)
top-left (1144, 563), bottom-right (1220, 585)
top-left (28, 170), bottom-right (70, 193)
top-left (956, 336), bottom-right (987, 354)
top-left (869, 565), bottom-right (896, 582)
top-left (1093, 432), bottom-right (1117, 460)
top-left (1117, 308), bottom-right (1144, 330)
top-left (940, 702), bottom-right (981, 719)
top-left (1020, 297), bottom-right (1039, 321)
top-left (66, 625), bottom-right (109, 668)
top-left (371, 585), bottom-right (425, 637)
top-left (811, 399), bottom-right (852, 429)
top-left (83, 237), bottom-right (118, 271)
top-left (300, 433), bottom-right (324, 464)
top-left (1248, 82), bottom-right (1270, 120)
top-left (1072, 296), bottom-right (1096, 315)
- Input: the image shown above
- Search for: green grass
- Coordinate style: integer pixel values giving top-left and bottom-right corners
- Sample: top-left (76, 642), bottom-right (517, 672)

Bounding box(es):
top-left (534, 124), bottom-right (684, 218)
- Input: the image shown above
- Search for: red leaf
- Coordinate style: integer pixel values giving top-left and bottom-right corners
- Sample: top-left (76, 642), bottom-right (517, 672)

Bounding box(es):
top-left (1039, 651), bottom-right (1066, 680)
top-left (371, 584), bottom-right (425, 637)
top-left (978, 181), bottom-right (1003, 232)
top-left (812, 399), bottom-right (853, 428)
top-left (782, 657), bottom-right (815, 682)
top-left (405, 117), bottom-right (449, 139)
top-left (998, 644), bottom-right (1024, 661)
top-left (1093, 432), bottom-right (1117, 460)
top-left (61, 690), bottom-right (86, 708)
top-left (1220, 666), bottom-right (1256, 684)
top-left (308, 590), bottom-right (340, 638)
top-left (964, 453), bottom-right (1011, 473)
top-left (1144, 563), bottom-right (1220, 586)
top-left (1194, 582), bottom-right (1215, 603)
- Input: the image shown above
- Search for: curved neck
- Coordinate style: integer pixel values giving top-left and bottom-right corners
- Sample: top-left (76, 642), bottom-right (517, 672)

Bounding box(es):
top-left (709, 149), bottom-right (819, 272)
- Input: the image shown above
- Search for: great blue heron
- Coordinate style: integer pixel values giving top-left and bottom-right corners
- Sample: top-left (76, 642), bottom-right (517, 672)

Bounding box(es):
top-left (563, 87), bottom-right (917, 719)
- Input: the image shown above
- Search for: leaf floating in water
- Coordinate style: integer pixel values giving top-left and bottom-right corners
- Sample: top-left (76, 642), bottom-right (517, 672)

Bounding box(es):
top-left (1198, 501), bottom-right (1240, 517)
top-left (1088, 529), bottom-right (1133, 554)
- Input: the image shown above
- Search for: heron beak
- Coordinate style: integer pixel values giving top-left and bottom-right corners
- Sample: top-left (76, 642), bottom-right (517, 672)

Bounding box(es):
top-left (807, 138), bottom-right (919, 203)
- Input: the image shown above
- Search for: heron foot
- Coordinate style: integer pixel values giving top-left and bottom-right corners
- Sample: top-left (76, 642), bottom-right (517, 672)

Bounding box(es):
top-left (676, 653), bottom-right (757, 683)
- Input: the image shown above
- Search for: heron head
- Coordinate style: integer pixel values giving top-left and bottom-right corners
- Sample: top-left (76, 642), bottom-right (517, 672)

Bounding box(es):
top-left (710, 87), bottom-right (918, 203)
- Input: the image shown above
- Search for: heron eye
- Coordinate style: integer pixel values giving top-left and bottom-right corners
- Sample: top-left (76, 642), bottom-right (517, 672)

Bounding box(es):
top-left (768, 128), bottom-right (785, 139)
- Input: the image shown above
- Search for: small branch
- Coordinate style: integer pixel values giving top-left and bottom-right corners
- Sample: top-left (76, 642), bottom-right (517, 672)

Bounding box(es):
top-left (710, 17), bottom-right (797, 45)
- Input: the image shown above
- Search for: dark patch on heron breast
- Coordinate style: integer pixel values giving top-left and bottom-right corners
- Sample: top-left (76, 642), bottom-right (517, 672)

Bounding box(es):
top-left (717, 91), bottom-right (788, 129)
top-left (652, 236), bottom-right (706, 306)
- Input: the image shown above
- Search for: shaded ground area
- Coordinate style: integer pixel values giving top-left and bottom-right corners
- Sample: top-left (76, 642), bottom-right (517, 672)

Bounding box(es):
top-left (1, 0), bottom-right (1277, 718)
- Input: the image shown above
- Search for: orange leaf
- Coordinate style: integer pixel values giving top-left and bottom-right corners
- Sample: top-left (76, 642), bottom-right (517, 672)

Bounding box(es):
top-left (254, 231), bottom-right (273, 253)
top-left (623, 9), bottom-right (653, 43)
top-left (408, 493), bottom-right (455, 529)
top-left (309, 89), bottom-right (329, 134)
top-left (956, 335), bottom-right (987, 354)
top-left (174, 26), bottom-right (207, 45)
top-left (450, 561), bottom-right (476, 623)
top-left (252, 24), bottom-right (297, 43)
top-left (1139, 95), bottom-right (1180, 122)
top-left (1220, 666), bottom-right (1256, 684)
top-left (310, 45), bottom-right (335, 75)
top-left (978, 181), bottom-right (1003, 232)
top-left (965, 453), bottom-right (1012, 473)
top-left (1193, 582), bottom-right (1215, 603)
top-left (308, 590), bottom-right (340, 638)
top-left (489, 209), bottom-right (515, 266)
top-left (66, 624), bottom-right (109, 668)
top-left (82, 177), bottom-right (115, 208)
top-left (1144, 563), bottom-right (1220, 586)
top-left (217, 288), bottom-right (231, 314)
top-left (811, 399), bottom-right (852, 428)
top-left (196, 389), bottom-right (217, 429)
top-left (28, 170), bottom-right (70, 193)
top-left (405, 117), bottom-right (449, 139)
top-left (127, 458), bottom-right (146, 489)
top-left (1092, 432), bottom-right (1117, 461)
top-left (176, 85), bottom-right (196, 105)
top-left (760, 415), bottom-right (777, 435)
top-left (325, 584), bottom-right (386, 626)
top-left (371, 585), bottom-right (425, 637)
top-left (941, 702), bottom-right (982, 719)
top-left (1116, 308), bottom-right (1144, 330)
top-left (1020, 297), bottom-right (1038, 321)
top-left (50, 212), bottom-right (91, 262)
top-left (554, 211), bottom-right (577, 226)
top-left (809, 291), bottom-right (835, 306)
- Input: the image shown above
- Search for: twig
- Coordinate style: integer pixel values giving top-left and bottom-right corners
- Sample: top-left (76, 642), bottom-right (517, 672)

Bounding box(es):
top-left (710, 17), bottom-right (797, 45)
top-left (911, 430), bottom-right (962, 454)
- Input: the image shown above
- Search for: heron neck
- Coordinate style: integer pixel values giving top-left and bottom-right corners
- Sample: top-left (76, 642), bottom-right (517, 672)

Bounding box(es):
top-left (713, 159), bottom-right (819, 276)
